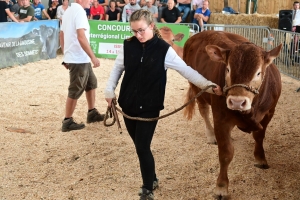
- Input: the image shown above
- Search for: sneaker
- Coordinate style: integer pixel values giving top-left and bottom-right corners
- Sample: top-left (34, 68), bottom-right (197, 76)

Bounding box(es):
top-left (62, 118), bottom-right (85, 132)
top-left (152, 179), bottom-right (159, 190)
top-left (138, 179), bottom-right (158, 196)
top-left (139, 188), bottom-right (154, 200)
top-left (87, 108), bottom-right (105, 123)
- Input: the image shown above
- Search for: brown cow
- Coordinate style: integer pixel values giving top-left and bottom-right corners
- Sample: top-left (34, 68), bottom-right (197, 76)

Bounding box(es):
top-left (183, 30), bottom-right (282, 198)
top-left (159, 26), bottom-right (184, 58)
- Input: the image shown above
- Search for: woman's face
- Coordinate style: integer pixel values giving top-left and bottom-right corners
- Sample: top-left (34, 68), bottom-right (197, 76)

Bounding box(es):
top-left (110, 1), bottom-right (115, 8)
top-left (130, 20), bottom-right (154, 43)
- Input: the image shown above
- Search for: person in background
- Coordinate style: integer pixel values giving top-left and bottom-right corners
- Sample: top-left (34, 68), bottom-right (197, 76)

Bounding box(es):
top-left (105, 0), bottom-right (120, 21)
top-left (60, 0), bottom-right (105, 132)
top-left (98, 0), bottom-right (108, 13)
top-left (17, 0), bottom-right (34, 21)
top-left (47, 0), bottom-right (59, 19)
top-left (192, 0), bottom-right (203, 10)
top-left (160, 0), bottom-right (181, 23)
top-left (142, 0), bottom-right (157, 22)
top-left (292, 1), bottom-right (300, 52)
top-left (122, 0), bottom-right (140, 22)
top-left (56, 0), bottom-right (69, 24)
top-left (0, 0), bottom-right (19, 22)
top-left (9, 0), bottom-right (22, 18)
top-left (90, 0), bottom-right (104, 20)
top-left (84, 0), bottom-right (92, 18)
top-left (177, 0), bottom-right (191, 23)
top-left (193, 0), bottom-right (209, 31)
top-left (32, 0), bottom-right (51, 20)
top-left (156, 0), bottom-right (167, 22)
top-left (48, 0), bottom-right (62, 7)
top-left (105, 9), bottom-right (222, 200)
top-left (139, 0), bottom-right (146, 7)
top-left (116, 0), bottom-right (128, 14)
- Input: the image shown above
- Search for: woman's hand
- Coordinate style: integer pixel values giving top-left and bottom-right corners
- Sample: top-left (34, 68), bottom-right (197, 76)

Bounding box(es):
top-left (105, 98), bottom-right (113, 107)
top-left (213, 85), bottom-right (223, 96)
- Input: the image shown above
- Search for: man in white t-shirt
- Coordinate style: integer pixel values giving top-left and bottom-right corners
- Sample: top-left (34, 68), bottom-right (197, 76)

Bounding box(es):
top-left (293, 1), bottom-right (300, 31)
top-left (292, 1), bottom-right (300, 53)
top-left (60, 0), bottom-right (105, 132)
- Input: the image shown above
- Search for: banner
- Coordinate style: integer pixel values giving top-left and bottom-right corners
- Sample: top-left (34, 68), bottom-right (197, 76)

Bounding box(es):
top-left (0, 20), bottom-right (59, 69)
top-left (89, 21), bottom-right (190, 59)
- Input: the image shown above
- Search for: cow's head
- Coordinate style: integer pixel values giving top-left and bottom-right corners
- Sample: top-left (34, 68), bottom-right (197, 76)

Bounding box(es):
top-left (159, 26), bottom-right (184, 46)
top-left (206, 43), bottom-right (282, 112)
top-left (32, 25), bottom-right (54, 53)
top-left (159, 26), bottom-right (184, 58)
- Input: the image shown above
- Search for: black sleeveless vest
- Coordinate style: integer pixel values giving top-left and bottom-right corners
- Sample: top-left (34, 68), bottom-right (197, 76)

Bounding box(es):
top-left (118, 35), bottom-right (170, 114)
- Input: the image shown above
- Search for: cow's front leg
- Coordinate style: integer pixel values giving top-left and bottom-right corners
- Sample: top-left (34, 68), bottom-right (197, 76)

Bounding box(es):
top-left (213, 125), bottom-right (234, 199)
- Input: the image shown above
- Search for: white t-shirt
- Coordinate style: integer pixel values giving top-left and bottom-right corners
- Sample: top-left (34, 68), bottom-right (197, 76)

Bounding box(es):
top-left (293, 9), bottom-right (300, 26)
top-left (61, 3), bottom-right (90, 63)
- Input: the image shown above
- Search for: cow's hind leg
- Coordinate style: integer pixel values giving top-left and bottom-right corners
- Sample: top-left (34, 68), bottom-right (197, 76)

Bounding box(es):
top-left (252, 113), bottom-right (273, 169)
top-left (197, 98), bottom-right (216, 144)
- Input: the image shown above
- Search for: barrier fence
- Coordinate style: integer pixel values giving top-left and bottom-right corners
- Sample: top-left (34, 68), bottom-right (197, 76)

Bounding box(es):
top-left (1, 20), bottom-right (299, 82)
top-left (270, 29), bottom-right (300, 81)
top-left (203, 24), bottom-right (300, 81)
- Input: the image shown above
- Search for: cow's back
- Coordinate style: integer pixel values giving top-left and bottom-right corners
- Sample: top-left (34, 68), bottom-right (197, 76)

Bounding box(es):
top-left (183, 31), bottom-right (249, 86)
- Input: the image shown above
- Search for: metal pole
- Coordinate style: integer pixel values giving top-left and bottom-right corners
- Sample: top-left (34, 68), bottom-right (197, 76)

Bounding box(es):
top-left (248, 0), bottom-right (251, 14)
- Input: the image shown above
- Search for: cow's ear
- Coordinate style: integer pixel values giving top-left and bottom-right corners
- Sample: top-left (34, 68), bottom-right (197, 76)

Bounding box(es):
top-left (206, 45), bottom-right (230, 63)
top-left (47, 28), bottom-right (54, 37)
top-left (264, 43), bottom-right (282, 66)
top-left (32, 29), bottom-right (39, 35)
top-left (174, 33), bottom-right (184, 42)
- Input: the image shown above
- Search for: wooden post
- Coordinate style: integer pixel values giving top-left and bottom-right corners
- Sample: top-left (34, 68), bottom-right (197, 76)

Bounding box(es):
top-left (224, 0), bottom-right (228, 8)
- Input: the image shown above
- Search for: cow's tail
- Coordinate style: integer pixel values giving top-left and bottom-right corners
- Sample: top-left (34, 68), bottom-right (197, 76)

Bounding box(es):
top-left (183, 83), bottom-right (196, 120)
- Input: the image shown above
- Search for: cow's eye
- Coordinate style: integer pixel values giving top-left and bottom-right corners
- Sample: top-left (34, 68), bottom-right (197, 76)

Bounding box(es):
top-left (257, 72), bottom-right (261, 77)
top-left (226, 68), bottom-right (229, 73)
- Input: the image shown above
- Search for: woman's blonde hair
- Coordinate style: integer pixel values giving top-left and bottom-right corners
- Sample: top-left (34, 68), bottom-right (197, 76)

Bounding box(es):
top-left (128, 9), bottom-right (162, 40)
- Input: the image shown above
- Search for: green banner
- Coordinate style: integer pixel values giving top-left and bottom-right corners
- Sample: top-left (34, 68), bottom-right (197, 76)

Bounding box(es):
top-left (89, 20), bottom-right (190, 59)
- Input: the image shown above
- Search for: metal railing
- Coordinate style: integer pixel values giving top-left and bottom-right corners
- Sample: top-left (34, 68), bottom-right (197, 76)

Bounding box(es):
top-left (270, 29), bottom-right (300, 81)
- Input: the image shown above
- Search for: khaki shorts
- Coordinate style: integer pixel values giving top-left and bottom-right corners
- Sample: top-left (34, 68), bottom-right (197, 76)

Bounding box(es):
top-left (67, 63), bottom-right (97, 99)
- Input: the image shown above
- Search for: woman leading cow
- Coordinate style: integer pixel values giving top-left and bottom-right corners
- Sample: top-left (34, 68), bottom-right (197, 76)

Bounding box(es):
top-left (104, 9), bottom-right (222, 200)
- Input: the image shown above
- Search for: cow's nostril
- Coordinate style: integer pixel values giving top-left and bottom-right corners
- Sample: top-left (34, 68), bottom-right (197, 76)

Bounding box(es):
top-left (241, 100), bottom-right (246, 108)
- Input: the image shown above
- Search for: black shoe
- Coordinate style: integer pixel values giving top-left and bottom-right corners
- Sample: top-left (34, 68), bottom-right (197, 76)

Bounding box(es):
top-left (153, 179), bottom-right (159, 190)
top-left (138, 179), bottom-right (159, 196)
top-left (87, 108), bottom-right (105, 123)
top-left (139, 188), bottom-right (154, 200)
top-left (62, 118), bottom-right (85, 132)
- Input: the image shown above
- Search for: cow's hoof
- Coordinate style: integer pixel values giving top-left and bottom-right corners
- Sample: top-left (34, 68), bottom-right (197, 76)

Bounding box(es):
top-left (254, 163), bottom-right (269, 169)
top-left (213, 186), bottom-right (229, 200)
top-left (213, 194), bottom-right (230, 200)
top-left (206, 137), bottom-right (217, 145)
top-left (207, 141), bottom-right (217, 145)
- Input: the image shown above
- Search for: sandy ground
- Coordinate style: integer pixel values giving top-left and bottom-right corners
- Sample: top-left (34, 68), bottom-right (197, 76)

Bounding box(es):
top-left (0, 55), bottom-right (300, 200)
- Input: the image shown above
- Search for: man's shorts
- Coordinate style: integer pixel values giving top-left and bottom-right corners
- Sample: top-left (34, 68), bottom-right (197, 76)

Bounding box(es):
top-left (67, 63), bottom-right (97, 99)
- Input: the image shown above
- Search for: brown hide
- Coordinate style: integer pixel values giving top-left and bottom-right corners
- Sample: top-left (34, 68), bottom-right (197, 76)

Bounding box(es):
top-left (183, 30), bottom-right (282, 198)
top-left (159, 26), bottom-right (184, 58)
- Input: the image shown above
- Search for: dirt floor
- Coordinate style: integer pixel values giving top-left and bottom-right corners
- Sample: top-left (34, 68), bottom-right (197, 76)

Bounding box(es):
top-left (0, 55), bottom-right (299, 200)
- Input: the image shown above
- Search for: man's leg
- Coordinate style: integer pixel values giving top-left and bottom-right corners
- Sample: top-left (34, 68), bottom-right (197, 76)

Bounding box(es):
top-left (84, 65), bottom-right (105, 123)
top-left (181, 5), bottom-right (190, 23)
top-left (65, 97), bottom-right (77, 118)
top-left (62, 97), bottom-right (85, 132)
top-left (86, 89), bottom-right (96, 110)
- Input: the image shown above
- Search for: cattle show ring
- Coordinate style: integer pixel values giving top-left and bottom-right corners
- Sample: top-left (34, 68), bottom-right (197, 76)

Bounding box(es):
top-left (1, 7), bottom-right (300, 200)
